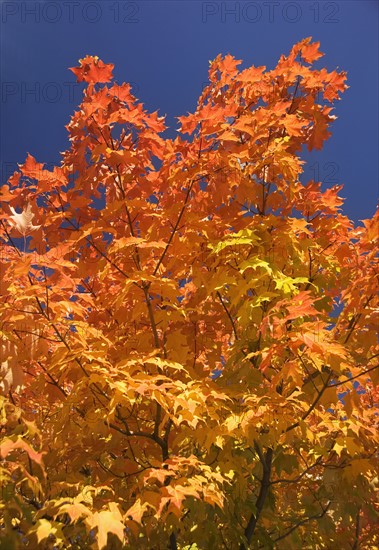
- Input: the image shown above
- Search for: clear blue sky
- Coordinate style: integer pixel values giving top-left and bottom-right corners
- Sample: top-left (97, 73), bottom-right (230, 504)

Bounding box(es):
top-left (1, 0), bottom-right (378, 221)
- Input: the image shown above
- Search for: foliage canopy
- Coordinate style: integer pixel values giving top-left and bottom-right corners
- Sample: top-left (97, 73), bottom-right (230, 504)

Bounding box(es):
top-left (1, 39), bottom-right (378, 549)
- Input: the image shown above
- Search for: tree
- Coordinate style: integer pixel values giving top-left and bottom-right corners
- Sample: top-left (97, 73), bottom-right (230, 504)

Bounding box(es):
top-left (0, 38), bottom-right (378, 549)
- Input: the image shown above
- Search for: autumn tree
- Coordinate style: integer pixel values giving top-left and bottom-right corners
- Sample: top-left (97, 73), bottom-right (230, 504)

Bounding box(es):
top-left (1, 39), bottom-right (378, 549)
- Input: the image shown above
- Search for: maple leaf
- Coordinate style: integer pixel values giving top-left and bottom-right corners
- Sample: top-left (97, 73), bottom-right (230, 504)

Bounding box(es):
top-left (125, 499), bottom-right (149, 523)
top-left (58, 502), bottom-right (92, 523)
top-left (8, 203), bottom-right (41, 235)
top-left (0, 185), bottom-right (15, 201)
top-left (70, 55), bottom-right (114, 83)
top-left (88, 508), bottom-right (125, 550)
top-left (300, 38), bottom-right (324, 63)
top-left (0, 437), bottom-right (43, 465)
top-left (18, 153), bottom-right (45, 179)
top-left (28, 519), bottom-right (63, 545)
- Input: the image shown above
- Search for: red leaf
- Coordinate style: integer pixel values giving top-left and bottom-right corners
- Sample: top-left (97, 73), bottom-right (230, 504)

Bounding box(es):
top-left (70, 55), bottom-right (114, 83)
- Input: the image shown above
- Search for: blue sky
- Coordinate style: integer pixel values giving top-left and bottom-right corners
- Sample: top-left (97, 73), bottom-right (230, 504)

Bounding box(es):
top-left (1, 0), bottom-right (378, 221)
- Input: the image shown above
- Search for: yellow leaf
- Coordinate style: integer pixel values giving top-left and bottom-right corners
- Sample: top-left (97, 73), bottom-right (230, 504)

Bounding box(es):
top-left (273, 271), bottom-right (308, 294)
top-left (59, 502), bottom-right (91, 523)
top-left (210, 229), bottom-right (260, 254)
top-left (345, 437), bottom-right (362, 456)
top-left (89, 508), bottom-right (125, 550)
top-left (239, 257), bottom-right (272, 275)
top-left (347, 458), bottom-right (372, 479)
top-left (125, 499), bottom-right (148, 523)
top-left (333, 440), bottom-right (345, 457)
top-left (29, 519), bottom-right (59, 544)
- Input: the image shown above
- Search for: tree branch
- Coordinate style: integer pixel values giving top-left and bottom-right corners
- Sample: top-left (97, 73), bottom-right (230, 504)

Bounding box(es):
top-left (271, 456), bottom-right (323, 485)
top-left (216, 290), bottom-right (238, 341)
top-left (328, 364), bottom-right (379, 388)
top-left (240, 443), bottom-right (273, 549)
top-left (352, 508), bottom-right (361, 550)
top-left (286, 373), bottom-right (332, 433)
top-left (271, 501), bottom-right (331, 545)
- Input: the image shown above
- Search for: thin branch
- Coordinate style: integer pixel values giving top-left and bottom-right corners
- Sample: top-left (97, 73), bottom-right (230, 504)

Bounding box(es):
top-left (328, 364), bottom-right (379, 388)
top-left (352, 508), bottom-right (361, 550)
top-left (286, 373), bottom-right (332, 433)
top-left (271, 456), bottom-right (323, 485)
top-left (271, 501), bottom-right (331, 545)
top-left (37, 361), bottom-right (67, 397)
top-left (343, 295), bottom-right (373, 344)
top-left (240, 443), bottom-right (273, 550)
top-left (97, 459), bottom-right (125, 479)
top-left (216, 290), bottom-right (238, 341)
top-left (152, 178), bottom-right (195, 278)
